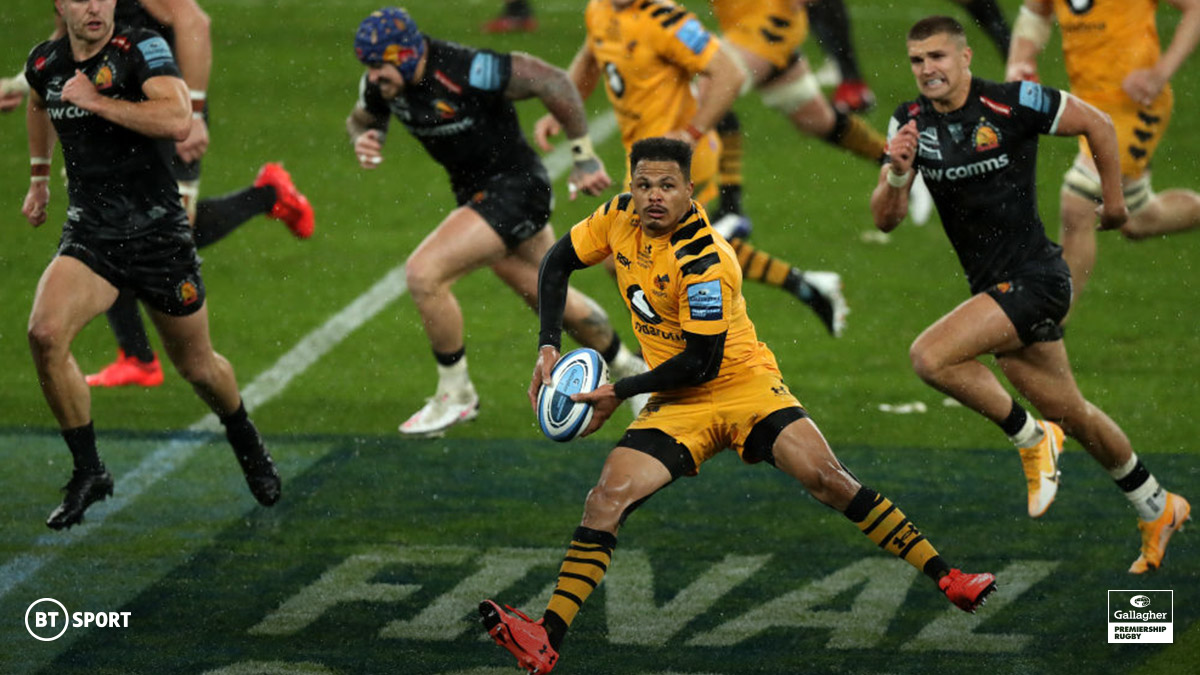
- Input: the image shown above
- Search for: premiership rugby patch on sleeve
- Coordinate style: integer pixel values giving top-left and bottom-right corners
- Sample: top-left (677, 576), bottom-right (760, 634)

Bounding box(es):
top-left (674, 18), bottom-right (711, 55)
top-left (469, 52), bottom-right (504, 91)
top-left (1018, 80), bottom-right (1051, 114)
top-left (687, 280), bottom-right (722, 320)
top-left (136, 36), bottom-right (174, 69)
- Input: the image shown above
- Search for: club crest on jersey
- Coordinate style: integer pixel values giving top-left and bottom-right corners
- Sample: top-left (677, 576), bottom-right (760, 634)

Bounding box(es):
top-left (653, 273), bottom-right (670, 291)
top-left (471, 191), bottom-right (486, 204)
top-left (973, 121), bottom-right (1000, 152)
top-left (93, 65), bottom-right (114, 90)
top-left (433, 99), bottom-right (457, 119)
top-left (626, 285), bottom-right (663, 325)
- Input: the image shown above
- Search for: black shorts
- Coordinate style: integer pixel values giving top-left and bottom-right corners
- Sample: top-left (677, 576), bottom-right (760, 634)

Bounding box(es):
top-left (455, 165), bottom-right (553, 249)
top-left (984, 257), bottom-right (1072, 345)
top-left (58, 225), bottom-right (206, 317)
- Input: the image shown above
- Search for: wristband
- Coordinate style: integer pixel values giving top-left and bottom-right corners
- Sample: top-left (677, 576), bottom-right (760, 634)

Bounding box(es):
top-left (685, 123), bottom-right (705, 141)
top-left (886, 168), bottom-right (912, 188)
top-left (189, 89), bottom-right (206, 113)
top-left (569, 136), bottom-right (598, 163)
top-left (31, 157), bottom-right (51, 181)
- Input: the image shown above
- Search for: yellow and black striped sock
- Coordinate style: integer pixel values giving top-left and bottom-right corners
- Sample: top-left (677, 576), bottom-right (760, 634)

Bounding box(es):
top-left (731, 240), bottom-right (793, 289)
top-left (543, 526), bottom-right (616, 649)
top-left (716, 112), bottom-right (744, 216)
top-left (826, 110), bottom-right (887, 162)
top-left (844, 487), bottom-right (949, 581)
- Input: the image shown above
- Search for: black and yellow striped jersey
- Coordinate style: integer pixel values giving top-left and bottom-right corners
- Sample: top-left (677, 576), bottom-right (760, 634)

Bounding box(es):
top-left (570, 193), bottom-right (778, 377)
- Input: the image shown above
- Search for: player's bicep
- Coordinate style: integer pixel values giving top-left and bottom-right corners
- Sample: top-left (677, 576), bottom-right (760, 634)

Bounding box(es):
top-left (142, 74), bottom-right (188, 109)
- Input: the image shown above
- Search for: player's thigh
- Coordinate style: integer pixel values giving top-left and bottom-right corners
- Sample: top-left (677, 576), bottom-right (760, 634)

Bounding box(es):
top-left (408, 205), bottom-right (509, 284)
top-left (910, 293), bottom-right (1023, 369)
top-left (29, 254), bottom-right (119, 342)
top-left (147, 302), bottom-right (217, 374)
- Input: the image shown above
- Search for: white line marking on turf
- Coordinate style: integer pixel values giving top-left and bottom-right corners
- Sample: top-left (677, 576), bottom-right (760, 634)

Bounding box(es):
top-left (0, 112), bottom-right (616, 601)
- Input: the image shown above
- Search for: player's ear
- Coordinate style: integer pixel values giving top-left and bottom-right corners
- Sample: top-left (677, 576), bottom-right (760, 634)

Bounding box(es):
top-left (961, 46), bottom-right (973, 69)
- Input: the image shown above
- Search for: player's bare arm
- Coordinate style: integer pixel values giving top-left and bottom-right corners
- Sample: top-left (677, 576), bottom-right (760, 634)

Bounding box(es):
top-left (1005, 0), bottom-right (1052, 82)
top-left (533, 42), bottom-right (599, 152)
top-left (62, 71), bottom-right (190, 141)
top-left (508, 51), bottom-right (611, 198)
top-left (871, 119), bottom-right (918, 232)
top-left (346, 106), bottom-right (388, 169)
top-left (1054, 94), bottom-right (1128, 230)
top-left (670, 45), bottom-right (745, 146)
top-left (22, 88), bottom-right (56, 228)
top-left (140, 0), bottom-right (212, 162)
top-left (1124, 0), bottom-right (1200, 105)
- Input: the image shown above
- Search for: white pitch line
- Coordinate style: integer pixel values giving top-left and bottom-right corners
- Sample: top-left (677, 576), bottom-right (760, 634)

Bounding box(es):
top-left (0, 112), bottom-right (616, 601)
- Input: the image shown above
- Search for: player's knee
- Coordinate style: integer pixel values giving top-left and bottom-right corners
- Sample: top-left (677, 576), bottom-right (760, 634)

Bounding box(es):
top-left (26, 320), bottom-right (69, 361)
top-left (171, 353), bottom-right (217, 386)
top-left (908, 342), bottom-right (941, 384)
top-left (404, 258), bottom-right (443, 298)
top-left (584, 479), bottom-right (640, 526)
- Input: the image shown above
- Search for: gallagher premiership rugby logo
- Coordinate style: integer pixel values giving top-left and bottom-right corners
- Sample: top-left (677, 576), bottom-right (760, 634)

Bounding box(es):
top-left (1108, 590), bottom-right (1172, 643)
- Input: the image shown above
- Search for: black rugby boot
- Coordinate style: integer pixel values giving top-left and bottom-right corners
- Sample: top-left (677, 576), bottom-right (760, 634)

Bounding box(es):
top-left (234, 445), bottom-right (281, 506)
top-left (46, 469), bottom-right (115, 530)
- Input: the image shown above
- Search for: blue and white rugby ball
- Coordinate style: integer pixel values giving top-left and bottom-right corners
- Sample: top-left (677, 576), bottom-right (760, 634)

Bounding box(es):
top-left (537, 348), bottom-right (609, 442)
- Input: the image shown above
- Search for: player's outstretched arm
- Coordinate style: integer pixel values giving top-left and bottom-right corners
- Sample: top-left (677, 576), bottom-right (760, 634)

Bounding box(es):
top-left (1054, 94), bottom-right (1128, 230)
top-left (532, 42), bottom-right (599, 153)
top-left (510, 52), bottom-right (611, 198)
top-left (1006, 1), bottom-right (1052, 82)
top-left (23, 88), bottom-right (56, 228)
top-left (1124, 0), bottom-right (1200, 105)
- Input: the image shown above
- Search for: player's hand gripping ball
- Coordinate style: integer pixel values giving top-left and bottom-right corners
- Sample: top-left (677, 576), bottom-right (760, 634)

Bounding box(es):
top-left (536, 348), bottom-right (609, 442)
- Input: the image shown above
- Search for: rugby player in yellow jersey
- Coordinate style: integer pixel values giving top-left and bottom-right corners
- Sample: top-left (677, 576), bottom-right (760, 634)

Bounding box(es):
top-left (478, 138), bottom-right (996, 674)
top-left (534, 0), bottom-right (850, 337)
top-left (1007, 0), bottom-right (1200, 307)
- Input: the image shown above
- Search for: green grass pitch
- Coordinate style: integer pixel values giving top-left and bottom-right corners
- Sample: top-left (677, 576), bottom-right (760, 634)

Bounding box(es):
top-left (0, 1), bottom-right (1197, 673)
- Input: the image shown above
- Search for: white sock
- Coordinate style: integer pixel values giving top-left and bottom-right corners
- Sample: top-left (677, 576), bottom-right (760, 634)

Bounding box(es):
top-left (1109, 453), bottom-right (1168, 521)
top-left (435, 357), bottom-right (472, 396)
top-left (1008, 415), bottom-right (1043, 448)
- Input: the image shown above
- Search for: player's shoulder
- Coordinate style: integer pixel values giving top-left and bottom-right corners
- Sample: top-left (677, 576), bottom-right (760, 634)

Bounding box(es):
top-left (668, 204), bottom-right (724, 278)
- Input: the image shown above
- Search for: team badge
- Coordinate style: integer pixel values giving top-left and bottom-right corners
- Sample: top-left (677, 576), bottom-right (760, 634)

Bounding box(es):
top-left (178, 280), bottom-right (200, 306)
top-left (973, 121), bottom-right (1000, 152)
top-left (653, 273), bottom-right (670, 291)
top-left (433, 99), bottom-right (456, 120)
top-left (93, 65), bottom-right (114, 90)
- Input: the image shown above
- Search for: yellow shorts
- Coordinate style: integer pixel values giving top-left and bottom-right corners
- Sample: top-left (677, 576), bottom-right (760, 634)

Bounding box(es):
top-left (626, 364), bottom-right (804, 473)
top-left (1078, 84), bottom-right (1174, 179)
top-left (622, 131), bottom-right (721, 206)
top-left (713, 0), bottom-right (808, 71)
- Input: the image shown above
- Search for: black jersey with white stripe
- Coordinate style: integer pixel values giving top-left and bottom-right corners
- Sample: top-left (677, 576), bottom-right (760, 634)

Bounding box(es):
top-left (25, 28), bottom-right (188, 240)
top-left (358, 38), bottom-right (543, 196)
top-left (889, 77), bottom-right (1067, 293)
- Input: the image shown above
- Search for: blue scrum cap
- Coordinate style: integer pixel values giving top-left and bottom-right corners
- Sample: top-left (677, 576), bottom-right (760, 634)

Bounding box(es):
top-left (354, 7), bottom-right (426, 81)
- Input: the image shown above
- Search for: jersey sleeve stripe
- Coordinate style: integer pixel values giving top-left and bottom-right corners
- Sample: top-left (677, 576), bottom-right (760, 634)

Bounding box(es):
top-left (669, 219), bottom-right (705, 244)
top-left (680, 252), bottom-right (720, 277)
top-left (1048, 91), bottom-right (1068, 136)
top-left (659, 10), bottom-right (688, 28)
top-left (675, 234), bottom-right (715, 259)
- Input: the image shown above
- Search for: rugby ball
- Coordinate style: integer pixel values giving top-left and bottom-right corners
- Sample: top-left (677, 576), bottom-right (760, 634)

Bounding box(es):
top-left (537, 347), bottom-right (609, 442)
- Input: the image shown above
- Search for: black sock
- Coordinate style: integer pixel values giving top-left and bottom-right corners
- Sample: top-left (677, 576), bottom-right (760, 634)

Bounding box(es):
top-left (106, 290), bottom-right (155, 362)
top-left (63, 422), bottom-right (104, 473)
top-left (505, 0), bottom-right (533, 18)
top-left (219, 402), bottom-right (263, 454)
top-left (782, 269), bottom-right (815, 305)
top-left (192, 186), bottom-right (276, 248)
top-left (962, 0), bottom-right (1011, 56)
top-left (599, 333), bottom-right (621, 364)
top-left (806, 0), bottom-right (862, 81)
top-left (999, 400), bottom-right (1029, 437)
top-left (434, 347), bottom-right (466, 367)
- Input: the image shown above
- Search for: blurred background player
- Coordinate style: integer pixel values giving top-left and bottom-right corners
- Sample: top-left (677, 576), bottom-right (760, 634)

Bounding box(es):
top-left (1, 0), bottom-right (317, 388)
top-left (23, 0), bottom-right (280, 529)
top-left (482, 0), bottom-right (537, 33)
top-left (347, 7), bottom-right (648, 436)
top-left (704, 0), bottom-right (933, 230)
top-left (1006, 0), bottom-right (1200, 308)
top-left (480, 138), bottom-right (995, 675)
top-left (536, 0), bottom-right (850, 337)
top-left (808, 0), bottom-right (1012, 112)
top-left (873, 16), bottom-right (1189, 574)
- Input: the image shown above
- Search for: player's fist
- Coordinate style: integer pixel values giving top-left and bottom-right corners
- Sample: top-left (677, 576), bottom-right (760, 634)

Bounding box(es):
top-left (353, 129), bottom-right (385, 169)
